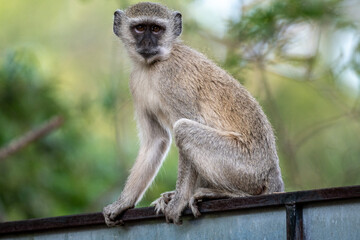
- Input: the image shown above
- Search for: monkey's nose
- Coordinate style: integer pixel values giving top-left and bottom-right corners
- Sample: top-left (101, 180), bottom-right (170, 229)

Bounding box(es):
top-left (139, 49), bottom-right (159, 59)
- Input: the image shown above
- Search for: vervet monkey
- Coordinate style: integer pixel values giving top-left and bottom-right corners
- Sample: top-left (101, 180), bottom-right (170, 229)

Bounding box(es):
top-left (103, 2), bottom-right (284, 226)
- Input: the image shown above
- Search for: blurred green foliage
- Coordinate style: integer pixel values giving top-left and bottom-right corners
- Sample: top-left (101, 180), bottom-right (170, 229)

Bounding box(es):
top-left (0, 0), bottom-right (359, 222)
top-left (0, 49), bottom-right (119, 220)
top-left (225, 0), bottom-right (360, 188)
top-left (230, 0), bottom-right (341, 44)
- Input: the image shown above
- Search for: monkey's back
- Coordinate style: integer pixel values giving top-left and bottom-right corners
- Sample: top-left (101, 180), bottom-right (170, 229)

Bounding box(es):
top-left (158, 42), bottom-right (275, 151)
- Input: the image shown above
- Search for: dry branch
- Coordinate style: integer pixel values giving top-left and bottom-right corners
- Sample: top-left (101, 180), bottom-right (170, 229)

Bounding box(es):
top-left (0, 116), bottom-right (64, 161)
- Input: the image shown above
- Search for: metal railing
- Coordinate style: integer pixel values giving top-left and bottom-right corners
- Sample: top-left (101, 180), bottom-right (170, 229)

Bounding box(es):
top-left (1, 185), bottom-right (360, 239)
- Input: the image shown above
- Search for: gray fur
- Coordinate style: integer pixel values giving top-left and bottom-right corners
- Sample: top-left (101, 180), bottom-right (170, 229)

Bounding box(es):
top-left (103, 2), bottom-right (284, 226)
top-left (113, 10), bottom-right (124, 37)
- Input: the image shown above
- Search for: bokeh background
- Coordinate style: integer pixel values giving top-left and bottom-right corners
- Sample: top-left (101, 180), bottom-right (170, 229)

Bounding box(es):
top-left (0, 0), bottom-right (359, 221)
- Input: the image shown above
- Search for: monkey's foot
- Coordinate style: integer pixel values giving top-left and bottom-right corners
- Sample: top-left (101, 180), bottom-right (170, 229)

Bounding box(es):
top-left (163, 197), bottom-right (186, 225)
top-left (151, 190), bottom-right (175, 214)
top-left (189, 196), bottom-right (201, 218)
top-left (189, 188), bottom-right (246, 218)
top-left (103, 201), bottom-right (133, 227)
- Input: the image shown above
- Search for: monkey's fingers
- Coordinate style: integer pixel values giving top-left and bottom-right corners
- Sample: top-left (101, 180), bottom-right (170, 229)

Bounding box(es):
top-left (105, 218), bottom-right (124, 227)
top-left (106, 208), bottom-right (122, 221)
top-left (151, 198), bottom-right (167, 215)
top-left (104, 213), bottom-right (124, 227)
top-left (114, 219), bottom-right (125, 226)
top-left (103, 207), bottom-right (115, 226)
top-left (189, 197), bottom-right (201, 218)
top-left (154, 203), bottom-right (164, 215)
top-left (161, 191), bottom-right (175, 203)
top-left (165, 215), bottom-right (171, 224)
top-left (103, 202), bottom-right (131, 227)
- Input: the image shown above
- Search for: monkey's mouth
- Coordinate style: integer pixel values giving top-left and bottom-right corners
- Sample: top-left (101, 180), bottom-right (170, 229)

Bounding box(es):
top-left (138, 49), bottom-right (159, 59)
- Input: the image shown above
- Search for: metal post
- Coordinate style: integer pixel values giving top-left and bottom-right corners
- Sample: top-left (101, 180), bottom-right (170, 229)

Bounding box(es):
top-left (286, 203), bottom-right (304, 240)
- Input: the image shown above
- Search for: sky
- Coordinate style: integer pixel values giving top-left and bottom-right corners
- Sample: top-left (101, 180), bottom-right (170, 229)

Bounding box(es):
top-left (189, 0), bottom-right (242, 36)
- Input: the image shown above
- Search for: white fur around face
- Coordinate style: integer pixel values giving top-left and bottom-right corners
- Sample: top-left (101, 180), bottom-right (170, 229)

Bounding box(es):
top-left (127, 16), bottom-right (169, 26)
top-left (119, 16), bottom-right (175, 65)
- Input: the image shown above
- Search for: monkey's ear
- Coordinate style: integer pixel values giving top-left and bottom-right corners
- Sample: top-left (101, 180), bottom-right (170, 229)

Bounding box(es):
top-left (113, 9), bottom-right (124, 37)
top-left (173, 11), bottom-right (182, 37)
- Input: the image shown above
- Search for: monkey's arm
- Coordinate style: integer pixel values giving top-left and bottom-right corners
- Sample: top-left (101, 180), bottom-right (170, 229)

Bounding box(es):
top-left (103, 110), bottom-right (171, 226)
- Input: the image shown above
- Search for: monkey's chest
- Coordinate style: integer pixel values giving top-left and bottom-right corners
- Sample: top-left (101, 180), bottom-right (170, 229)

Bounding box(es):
top-left (130, 72), bottom-right (171, 127)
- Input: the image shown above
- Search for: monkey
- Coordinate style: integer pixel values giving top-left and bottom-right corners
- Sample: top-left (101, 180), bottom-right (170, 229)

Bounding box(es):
top-left (103, 2), bottom-right (284, 226)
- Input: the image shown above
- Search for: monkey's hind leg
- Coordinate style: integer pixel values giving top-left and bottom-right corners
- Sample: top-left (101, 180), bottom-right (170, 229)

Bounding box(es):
top-left (151, 191), bottom-right (175, 214)
top-left (166, 118), bottom-right (267, 223)
top-left (174, 118), bottom-right (266, 199)
top-left (189, 188), bottom-right (249, 217)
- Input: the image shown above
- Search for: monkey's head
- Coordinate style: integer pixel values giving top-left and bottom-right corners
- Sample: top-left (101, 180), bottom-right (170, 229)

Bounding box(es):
top-left (113, 2), bottom-right (182, 65)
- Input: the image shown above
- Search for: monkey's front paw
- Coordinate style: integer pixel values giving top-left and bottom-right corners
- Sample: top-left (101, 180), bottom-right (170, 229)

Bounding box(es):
top-left (103, 201), bottom-right (133, 227)
top-left (151, 191), bottom-right (175, 214)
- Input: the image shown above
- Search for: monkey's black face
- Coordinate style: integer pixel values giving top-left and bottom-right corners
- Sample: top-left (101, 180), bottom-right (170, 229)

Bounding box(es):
top-left (130, 23), bottom-right (165, 60)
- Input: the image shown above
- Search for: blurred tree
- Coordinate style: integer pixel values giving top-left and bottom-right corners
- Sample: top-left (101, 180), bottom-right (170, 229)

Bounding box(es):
top-left (0, 0), bottom-right (359, 222)
top-left (223, 0), bottom-right (360, 189)
top-left (0, 49), bottom-right (118, 220)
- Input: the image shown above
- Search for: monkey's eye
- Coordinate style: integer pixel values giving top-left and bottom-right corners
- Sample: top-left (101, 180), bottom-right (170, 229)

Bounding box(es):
top-left (134, 25), bottom-right (146, 33)
top-left (151, 25), bottom-right (162, 33)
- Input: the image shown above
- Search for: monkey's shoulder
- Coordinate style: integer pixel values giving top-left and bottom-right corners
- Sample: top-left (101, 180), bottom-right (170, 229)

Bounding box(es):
top-left (166, 44), bottom-right (237, 83)
top-left (157, 44), bottom-right (246, 100)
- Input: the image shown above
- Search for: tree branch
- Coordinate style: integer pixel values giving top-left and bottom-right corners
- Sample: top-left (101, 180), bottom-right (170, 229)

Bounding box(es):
top-left (0, 116), bottom-right (64, 161)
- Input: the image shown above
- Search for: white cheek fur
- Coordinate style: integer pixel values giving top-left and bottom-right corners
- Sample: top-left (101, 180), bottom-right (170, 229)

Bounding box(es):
top-left (159, 46), bottom-right (170, 57)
